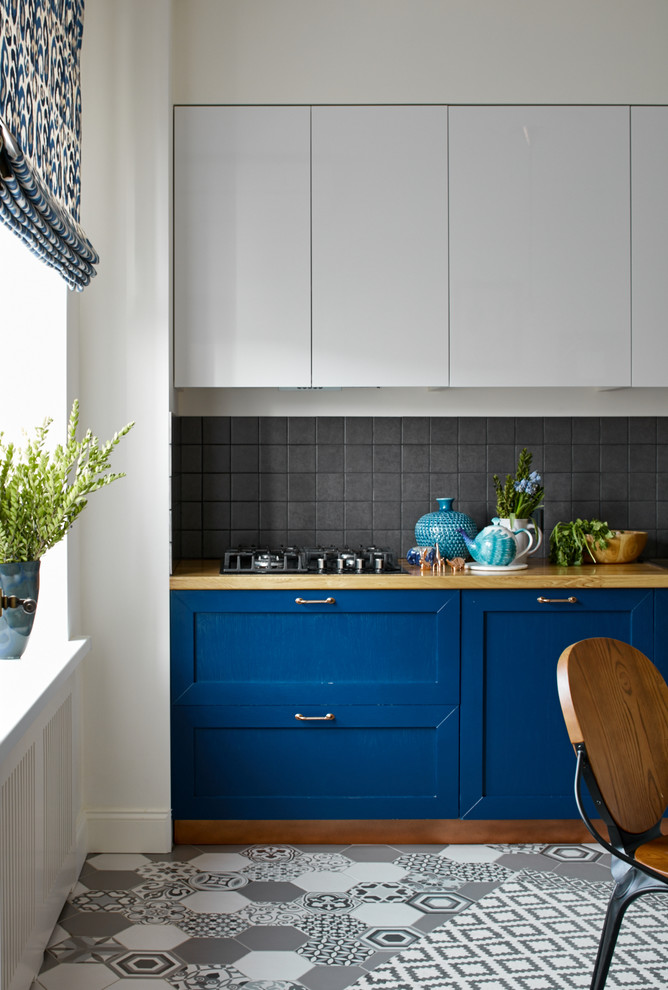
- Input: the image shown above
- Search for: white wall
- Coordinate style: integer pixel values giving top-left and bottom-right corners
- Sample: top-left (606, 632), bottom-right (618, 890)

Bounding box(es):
top-left (76, 0), bottom-right (172, 851)
top-left (172, 0), bottom-right (668, 418)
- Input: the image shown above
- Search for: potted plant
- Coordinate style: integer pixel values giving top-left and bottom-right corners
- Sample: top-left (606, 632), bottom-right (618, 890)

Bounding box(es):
top-left (492, 447), bottom-right (544, 555)
top-left (0, 400), bottom-right (133, 658)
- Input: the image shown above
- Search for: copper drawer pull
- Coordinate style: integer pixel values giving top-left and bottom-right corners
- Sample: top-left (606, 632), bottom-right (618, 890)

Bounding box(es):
top-left (295, 713), bottom-right (335, 721)
top-left (295, 597), bottom-right (336, 605)
top-left (537, 596), bottom-right (578, 604)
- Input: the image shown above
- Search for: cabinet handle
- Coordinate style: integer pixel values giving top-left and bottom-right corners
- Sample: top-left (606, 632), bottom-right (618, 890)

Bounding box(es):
top-left (295, 597), bottom-right (336, 605)
top-left (295, 713), bottom-right (335, 721)
top-left (537, 596), bottom-right (578, 604)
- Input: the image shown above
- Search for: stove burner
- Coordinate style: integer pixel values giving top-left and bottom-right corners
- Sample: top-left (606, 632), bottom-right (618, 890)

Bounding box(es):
top-left (221, 545), bottom-right (402, 575)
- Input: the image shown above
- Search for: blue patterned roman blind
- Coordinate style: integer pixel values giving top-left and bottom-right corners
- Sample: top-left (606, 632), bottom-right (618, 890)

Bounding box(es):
top-left (0, 0), bottom-right (98, 290)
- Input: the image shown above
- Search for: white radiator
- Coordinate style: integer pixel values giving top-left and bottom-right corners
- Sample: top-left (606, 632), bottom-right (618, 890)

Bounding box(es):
top-left (0, 676), bottom-right (84, 990)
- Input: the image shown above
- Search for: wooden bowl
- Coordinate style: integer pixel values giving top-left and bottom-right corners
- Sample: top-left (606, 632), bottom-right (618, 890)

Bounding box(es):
top-left (587, 530), bottom-right (647, 564)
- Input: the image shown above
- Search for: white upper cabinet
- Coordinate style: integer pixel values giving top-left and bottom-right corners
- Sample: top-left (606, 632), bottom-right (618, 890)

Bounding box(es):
top-left (174, 106), bottom-right (311, 387)
top-left (448, 107), bottom-right (631, 387)
top-left (311, 106), bottom-right (449, 387)
top-left (631, 107), bottom-right (668, 386)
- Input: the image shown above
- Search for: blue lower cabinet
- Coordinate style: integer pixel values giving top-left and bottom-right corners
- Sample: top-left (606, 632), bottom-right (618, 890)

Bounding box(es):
top-left (460, 588), bottom-right (655, 820)
top-left (171, 704), bottom-right (459, 820)
top-left (171, 589), bottom-right (460, 821)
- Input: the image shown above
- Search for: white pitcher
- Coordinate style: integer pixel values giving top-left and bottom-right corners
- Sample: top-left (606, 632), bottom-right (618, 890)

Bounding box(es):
top-left (496, 517), bottom-right (542, 564)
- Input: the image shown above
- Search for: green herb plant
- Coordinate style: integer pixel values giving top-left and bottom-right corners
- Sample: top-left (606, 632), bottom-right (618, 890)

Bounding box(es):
top-left (549, 519), bottom-right (616, 567)
top-left (0, 400), bottom-right (134, 563)
top-left (493, 447), bottom-right (544, 524)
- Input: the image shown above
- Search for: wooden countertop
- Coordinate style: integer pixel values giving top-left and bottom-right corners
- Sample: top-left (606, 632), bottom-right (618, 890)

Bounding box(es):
top-left (170, 559), bottom-right (668, 590)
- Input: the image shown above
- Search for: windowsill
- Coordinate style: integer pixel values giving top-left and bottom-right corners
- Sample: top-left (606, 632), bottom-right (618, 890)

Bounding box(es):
top-left (0, 636), bottom-right (91, 764)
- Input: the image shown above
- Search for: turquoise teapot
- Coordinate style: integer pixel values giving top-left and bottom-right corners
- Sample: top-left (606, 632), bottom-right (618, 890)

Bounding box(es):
top-left (459, 518), bottom-right (535, 567)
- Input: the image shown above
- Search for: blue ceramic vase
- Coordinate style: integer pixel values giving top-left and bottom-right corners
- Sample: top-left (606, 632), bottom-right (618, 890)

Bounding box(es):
top-left (0, 561), bottom-right (40, 659)
top-left (415, 498), bottom-right (477, 559)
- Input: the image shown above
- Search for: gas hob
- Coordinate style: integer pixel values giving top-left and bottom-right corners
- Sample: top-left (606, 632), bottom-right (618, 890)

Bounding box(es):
top-left (221, 545), bottom-right (403, 575)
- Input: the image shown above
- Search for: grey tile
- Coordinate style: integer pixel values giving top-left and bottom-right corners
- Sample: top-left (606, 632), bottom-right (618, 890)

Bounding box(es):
top-left (630, 416), bottom-right (657, 444)
top-left (514, 417), bottom-right (544, 445)
top-left (317, 502), bottom-right (344, 529)
top-left (288, 502), bottom-right (317, 529)
top-left (317, 417), bottom-right (345, 444)
top-left (658, 419), bottom-right (668, 443)
top-left (458, 446), bottom-right (486, 472)
top-left (180, 417), bottom-right (203, 444)
top-left (486, 418), bottom-right (514, 444)
top-left (260, 473), bottom-right (288, 500)
top-left (203, 444), bottom-right (230, 473)
top-left (176, 937), bottom-right (246, 964)
top-left (203, 531), bottom-right (230, 557)
top-left (345, 417), bottom-right (373, 444)
top-left (231, 473), bottom-right (259, 501)
top-left (657, 446), bottom-right (668, 473)
top-left (260, 502), bottom-right (287, 529)
top-left (318, 444), bottom-right (344, 472)
top-left (203, 503), bottom-right (230, 529)
top-left (372, 529), bottom-right (401, 553)
top-left (239, 924), bottom-right (308, 950)
top-left (572, 445), bottom-right (600, 472)
top-left (259, 445), bottom-right (287, 473)
top-left (600, 444), bottom-right (628, 474)
top-left (181, 503), bottom-right (202, 529)
top-left (80, 870), bottom-right (140, 891)
top-left (630, 473), bottom-right (657, 501)
top-left (181, 446), bottom-right (203, 473)
top-left (430, 417), bottom-right (459, 443)
top-left (203, 474), bottom-right (230, 501)
top-left (317, 530), bottom-right (345, 547)
top-left (402, 445), bottom-right (429, 473)
top-left (545, 473), bottom-right (572, 500)
top-left (317, 473), bottom-right (344, 500)
top-left (430, 473), bottom-right (459, 498)
top-left (230, 444), bottom-right (257, 472)
top-left (600, 473), bottom-right (628, 501)
top-left (203, 417), bottom-right (230, 443)
top-left (572, 473), bottom-right (600, 500)
top-left (345, 845), bottom-right (402, 862)
top-left (181, 532), bottom-right (203, 557)
top-left (232, 528), bottom-right (260, 545)
top-left (345, 503), bottom-right (373, 529)
top-left (459, 418), bottom-right (486, 444)
top-left (487, 444), bottom-right (516, 477)
top-left (345, 473), bottom-right (373, 501)
top-left (231, 502), bottom-right (259, 528)
top-left (544, 417), bottom-right (572, 443)
top-left (543, 444), bottom-right (572, 473)
top-left (289, 444), bottom-right (316, 472)
top-left (373, 502), bottom-right (401, 529)
top-left (242, 881), bottom-right (304, 902)
top-left (373, 474), bottom-right (401, 500)
top-left (289, 473), bottom-right (316, 501)
top-left (300, 965), bottom-right (369, 990)
top-left (630, 445), bottom-right (657, 473)
top-left (346, 528), bottom-right (373, 546)
top-left (600, 417), bottom-right (627, 444)
top-left (402, 473), bottom-right (430, 500)
top-left (459, 474), bottom-right (486, 500)
top-left (346, 445), bottom-right (373, 473)
top-left (430, 444), bottom-right (458, 473)
top-left (572, 417), bottom-right (600, 443)
top-left (402, 417), bottom-right (430, 444)
top-left (289, 417), bottom-right (316, 443)
top-left (181, 474), bottom-right (202, 501)
top-left (374, 444), bottom-right (401, 472)
top-left (373, 417), bottom-right (401, 443)
top-left (231, 417), bottom-right (259, 444)
top-left (260, 530), bottom-right (287, 546)
top-left (600, 503), bottom-right (629, 528)
top-left (259, 416), bottom-right (287, 444)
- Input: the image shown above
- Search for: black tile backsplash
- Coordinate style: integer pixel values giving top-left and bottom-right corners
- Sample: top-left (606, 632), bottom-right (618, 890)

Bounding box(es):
top-left (172, 416), bottom-right (668, 561)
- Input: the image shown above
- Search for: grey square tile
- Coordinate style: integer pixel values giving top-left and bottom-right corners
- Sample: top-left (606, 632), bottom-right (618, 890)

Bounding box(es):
top-left (600, 417), bottom-right (627, 444)
top-left (345, 417), bottom-right (373, 444)
top-left (373, 502), bottom-right (401, 529)
top-left (230, 445), bottom-right (257, 472)
top-left (374, 445), bottom-right (401, 472)
top-left (430, 445), bottom-right (458, 473)
top-left (203, 503), bottom-right (230, 529)
top-left (458, 446), bottom-right (486, 472)
top-left (318, 444), bottom-right (344, 472)
top-left (487, 444), bottom-right (516, 477)
top-left (260, 473), bottom-right (288, 500)
top-left (317, 502), bottom-right (344, 529)
top-left (373, 474), bottom-right (401, 500)
top-left (600, 473), bottom-right (628, 501)
top-left (630, 445), bottom-right (657, 473)
top-left (572, 473), bottom-right (600, 500)
top-left (289, 473), bottom-right (316, 501)
top-left (572, 445), bottom-right (600, 472)
top-left (345, 503), bottom-right (373, 529)
top-left (430, 417), bottom-right (459, 443)
top-left (402, 445), bottom-right (429, 473)
top-left (459, 474), bottom-right (486, 500)
top-left (486, 418), bottom-right (514, 444)
top-left (289, 444), bottom-right (316, 472)
top-left (514, 417), bottom-right (544, 445)
top-left (317, 529), bottom-right (345, 547)
top-left (231, 473), bottom-right (259, 500)
top-left (180, 417), bottom-right (203, 444)
top-left (459, 418), bottom-right (486, 444)
top-left (544, 418), bottom-right (572, 444)
top-left (372, 529), bottom-right (401, 553)
top-left (345, 473), bottom-right (373, 501)
top-left (316, 473), bottom-right (344, 501)
top-left (260, 502), bottom-right (288, 529)
top-left (289, 417), bottom-right (316, 443)
top-left (181, 474), bottom-right (202, 501)
top-left (572, 417), bottom-right (600, 443)
top-left (181, 502), bottom-right (202, 529)
top-left (231, 502), bottom-right (259, 528)
top-left (259, 445), bottom-right (287, 473)
top-left (181, 532), bottom-right (203, 557)
top-left (430, 475), bottom-right (459, 499)
top-left (402, 473), bottom-right (430, 500)
top-left (346, 528), bottom-right (373, 547)
top-left (231, 417), bottom-right (259, 444)
top-left (259, 417), bottom-right (287, 444)
top-left (346, 446), bottom-right (373, 473)
top-left (203, 474), bottom-right (230, 501)
top-left (600, 444), bottom-right (628, 474)
top-left (630, 416), bottom-right (657, 444)
top-left (402, 417), bottom-right (430, 444)
top-left (630, 473), bottom-right (657, 501)
top-left (203, 531), bottom-right (230, 557)
top-left (181, 446), bottom-right (203, 473)
top-left (373, 417), bottom-right (401, 443)
top-left (288, 502), bottom-right (317, 529)
top-left (317, 417), bottom-right (344, 444)
top-left (203, 417), bottom-right (230, 443)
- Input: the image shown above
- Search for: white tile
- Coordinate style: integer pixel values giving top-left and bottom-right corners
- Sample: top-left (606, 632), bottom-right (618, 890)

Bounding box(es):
top-left (103, 982), bottom-right (174, 989)
top-left (235, 950), bottom-right (312, 980)
top-left (344, 862), bottom-right (408, 883)
top-left (189, 852), bottom-right (249, 873)
top-left (440, 844), bottom-right (503, 863)
top-left (352, 902), bottom-right (423, 927)
top-left (292, 869), bottom-right (358, 892)
top-left (37, 963), bottom-right (119, 990)
top-left (87, 853), bottom-right (152, 871)
top-left (182, 890), bottom-right (250, 914)
top-left (115, 923), bottom-right (187, 950)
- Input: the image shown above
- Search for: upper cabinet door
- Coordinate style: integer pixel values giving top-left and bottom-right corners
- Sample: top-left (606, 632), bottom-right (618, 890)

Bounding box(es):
top-left (449, 107), bottom-right (631, 387)
top-left (311, 106), bottom-right (449, 387)
top-left (631, 107), bottom-right (668, 386)
top-left (174, 107), bottom-right (311, 387)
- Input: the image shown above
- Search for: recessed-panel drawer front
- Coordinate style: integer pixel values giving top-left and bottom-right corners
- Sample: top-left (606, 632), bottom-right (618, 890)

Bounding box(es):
top-left (171, 590), bottom-right (459, 705)
top-left (171, 704), bottom-right (459, 820)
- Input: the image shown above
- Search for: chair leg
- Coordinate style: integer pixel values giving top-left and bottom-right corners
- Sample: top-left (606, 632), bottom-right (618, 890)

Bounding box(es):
top-left (590, 867), bottom-right (666, 990)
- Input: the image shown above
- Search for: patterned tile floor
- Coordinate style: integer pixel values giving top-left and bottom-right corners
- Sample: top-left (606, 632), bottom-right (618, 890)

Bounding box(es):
top-left (32, 842), bottom-right (613, 990)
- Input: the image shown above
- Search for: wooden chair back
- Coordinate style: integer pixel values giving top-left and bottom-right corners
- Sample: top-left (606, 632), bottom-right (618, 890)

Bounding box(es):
top-left (557, 637), bottom-right (668, 835)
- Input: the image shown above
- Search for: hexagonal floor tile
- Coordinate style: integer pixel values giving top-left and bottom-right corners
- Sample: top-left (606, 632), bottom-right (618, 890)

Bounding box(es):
top-left (362, 927), bottom-right (421, 950)
top-left (344, 862), bottom-right (408, 884)
top-left (351, 902), bottom-right (422, 927)
top-left (235, 949), bottom-right (313, 980)
top-left (189, 851), bottom-right (251, 873)
top-left (174, 936), bottom-right (247, 964)
top-left (36, 961), bottom-right (119, 990)
top-left (293, 870), bottom-right (358, 893)
top-left (239, 924), bottom-right (308, 951)
top-left (182, 890), bottom-right (250, 914)
top-left (108, 949), bottom-right (182, 979)
top-left (541, 843), bottom-right (602, 863)
top-left (408, 890), bottom-right (472, 914)
top-left (115, 923), bottom-right (187, 950)
top-left (343, 845), bottom-right (402, 862)
top-left (242, 881), bottom-right (304, 902)
top-left (440, 844), bottom-right (503, 863)
top-left (86, 854), bottom-right (152, 872)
